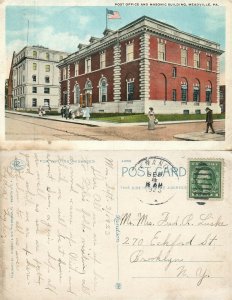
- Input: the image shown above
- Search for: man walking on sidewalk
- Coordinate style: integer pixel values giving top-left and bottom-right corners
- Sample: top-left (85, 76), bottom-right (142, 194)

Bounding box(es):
top-left (205, 107), bottom-right (215, 133)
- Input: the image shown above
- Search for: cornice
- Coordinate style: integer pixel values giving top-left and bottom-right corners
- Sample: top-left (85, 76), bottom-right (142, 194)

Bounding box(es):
top-left (58, 16), bottom-right (223, 68)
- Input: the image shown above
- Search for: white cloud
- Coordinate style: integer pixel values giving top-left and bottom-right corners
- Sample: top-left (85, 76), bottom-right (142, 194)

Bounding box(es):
top-left (79, 15), bottom-right (91, 26)
top-left (33, 26), bottom-right (81, 52)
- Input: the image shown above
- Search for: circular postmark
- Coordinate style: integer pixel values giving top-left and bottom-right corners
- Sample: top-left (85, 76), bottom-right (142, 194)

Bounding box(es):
top-left (10, 159), bottom-right (26, 171)
top-left (121, 156), bottom-right (186, 206)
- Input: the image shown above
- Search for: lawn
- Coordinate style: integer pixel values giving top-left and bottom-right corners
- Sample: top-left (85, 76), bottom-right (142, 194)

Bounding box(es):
top-left (91, 113), bottom-right (225, 123)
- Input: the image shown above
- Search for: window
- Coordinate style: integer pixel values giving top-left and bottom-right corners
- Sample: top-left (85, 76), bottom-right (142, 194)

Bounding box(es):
top-left (44, 99), bottom-right (50, 107)
top-left (32, 98), bottom-right (37, 107)
top-left (23, 75), bottom-right (25, 82)
top-left (181, 85), bottom-right (187, 102)
top-left (181, 48), bottom-right (187, 66)
top-left (127, 80), bottom-right (134, 101)
top-left (126, 43), bottom-right (134, 62)
top-left (206, 56), bottom-right (212, 71)
top-left (99, 78), bottom-right (107, 102)
top-left (46, 52), bottom-right (50, 60)
top-left (75, 63), bottom-right (79, 77)
top-left (172, 89), bottom-right (177, 101)
top-left (158, 41), bottom-right (166, 61)
top-left (194, 52), bottom-right (200, 68)
top-left (44, 87), bottom-right (50, 94)
top-left (33, 63), bottom-right (37, 70)
top-left (63, 68), bottom-right (67, 80)
top-left (100, 52), bottom-right (106, 69)
top-left (45, 65), bottom-right (50, 72)
top-left (33, 51), bottom-right (37, 58)
top-left (206, 88), bottom-right (212, 103)
top-left (32, 87), bottom-right (37, 93)
top-left (85, 57), bottom-right (91, 73)
top-left (32, 75), bottom-right (36, 82)
top-left (193, 87), bottom-right (200, 102)
top-left (172, 67), bottom-right (177, 78)
top-left (74, 84), bottom-right (80, 104)
top-left (45, 76), bottom-right (50, 83)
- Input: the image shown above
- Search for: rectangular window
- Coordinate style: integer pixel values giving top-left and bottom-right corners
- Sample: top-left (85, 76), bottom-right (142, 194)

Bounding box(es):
top-left (206, 56), bottom-right (212, 71)
top-left (100, 52), bottom-right (106, 69)
top-left (33, 63), bottom-right (37, 70)
top-left (181, 49), bottom-right (187, 66)
top-left (158, 42), bottom-right (166, 61)
top-left (126, 43), bottom-right (134, 62)
top-left (33, 50), bottom-right (37, 58)
top-left (45, 65), bottom-right (50, 72)
top-left (85, 57), bottom-right (91, 73)
top-left (127, 81), bottom-right (134, 101)
top-left (32, 75), bottom-right (36, 82)
top-left (75, 63), bottom-right (79, 76)
top-left (45, 76), bottom-right (50, 83)
top-left (32, 87), bottom-right (37, 93)
top-left (44, 99), bottom-right (50, 107)
top-left (44, 87), bottom-right (50, 94)
top-left (32, 98), bottom-right (37, 107)
top-left (172, 89), bottom-right (177, 101)
top-left (194, 53), bottom-right (200, 68)
top-left (46, 52), bottom-right (50, 60)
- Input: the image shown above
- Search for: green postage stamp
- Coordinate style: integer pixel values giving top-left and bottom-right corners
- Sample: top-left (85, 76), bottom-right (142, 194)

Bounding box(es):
top-left (188, 159), bottom-right (223, 200)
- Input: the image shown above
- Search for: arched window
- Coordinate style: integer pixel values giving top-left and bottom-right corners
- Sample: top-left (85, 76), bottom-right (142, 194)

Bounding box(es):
top-left (84, 79), bottom-right (93, 107)
top-left (85, 79), bottom-right (92, 90)
top-left (99, 77), bottom-right (108, 102)
top-left (205, 81), bottom-right (212, 104)
top-left (193, 79), bottom-right (200, 102)
top-left (74, 84), bottom-right (80, 104)
top-left (181, 84), bottom-right (188, 102)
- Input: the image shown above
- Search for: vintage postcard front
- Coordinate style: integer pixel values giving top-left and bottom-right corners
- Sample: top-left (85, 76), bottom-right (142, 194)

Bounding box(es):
top-left (1, 0), bottom-right (231, 149)
top-left (0, 150), bottom-right (231, 299)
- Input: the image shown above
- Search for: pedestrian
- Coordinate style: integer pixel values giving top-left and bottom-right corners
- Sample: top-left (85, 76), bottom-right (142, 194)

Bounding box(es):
top-left (205, 107), bottom-right (215, 133)
top-left (61, 106), bottom-right (65, 118)
top-left (85, 106), bottom-right (90, 120)
top-left (41, 107), bottom-right (46, 117)
top-left (65, 105), bottom-right (70, 120)
top-left (148, 107), bottom-right (155, 130)
top-left (38, 106), bottom-right (42, 117)
top-left (69, 108), bottom-right (72, 119)
top-left (48, 105), bottom-right (51, 112)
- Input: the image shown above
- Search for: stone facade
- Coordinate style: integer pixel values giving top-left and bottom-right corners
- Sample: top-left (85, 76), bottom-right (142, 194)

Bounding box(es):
top-left (11, 46), bottom-right (68, 110)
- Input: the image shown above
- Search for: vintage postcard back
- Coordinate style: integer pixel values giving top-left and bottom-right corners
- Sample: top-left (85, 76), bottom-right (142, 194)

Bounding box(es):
top-left (0, 150), bottom-right (231, 299)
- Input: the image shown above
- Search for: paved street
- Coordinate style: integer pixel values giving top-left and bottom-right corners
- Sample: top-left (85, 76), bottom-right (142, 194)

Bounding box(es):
top-left (5, 112), bottom-right (225, 141)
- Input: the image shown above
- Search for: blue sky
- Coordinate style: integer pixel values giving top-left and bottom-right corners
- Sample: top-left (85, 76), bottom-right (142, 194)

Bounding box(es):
top-left (6, 5), bottom-right (225, 82)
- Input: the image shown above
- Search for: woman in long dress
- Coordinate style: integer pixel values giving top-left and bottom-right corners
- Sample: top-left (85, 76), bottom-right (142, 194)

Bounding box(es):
top-left (148, 107), bottom-right (155, 130)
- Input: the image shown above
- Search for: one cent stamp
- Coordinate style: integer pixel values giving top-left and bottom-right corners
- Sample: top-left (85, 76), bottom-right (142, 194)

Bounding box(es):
top-left (188, 159), bottom-right (223, 200)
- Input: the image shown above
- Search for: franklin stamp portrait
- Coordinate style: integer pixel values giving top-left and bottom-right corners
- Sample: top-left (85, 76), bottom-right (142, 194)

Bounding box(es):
top-left (188, 160), bottom-right (223, 200)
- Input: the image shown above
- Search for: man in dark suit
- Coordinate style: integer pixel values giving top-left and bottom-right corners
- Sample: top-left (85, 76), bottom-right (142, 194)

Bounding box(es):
top-left (205, 107), bottom-right (215, 133)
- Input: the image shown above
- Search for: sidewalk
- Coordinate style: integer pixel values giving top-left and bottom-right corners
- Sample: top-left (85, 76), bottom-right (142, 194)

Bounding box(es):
top-left (5, 110), bottom-right (224, 128)
top-left (174, 130), bottom-right (225, 141)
